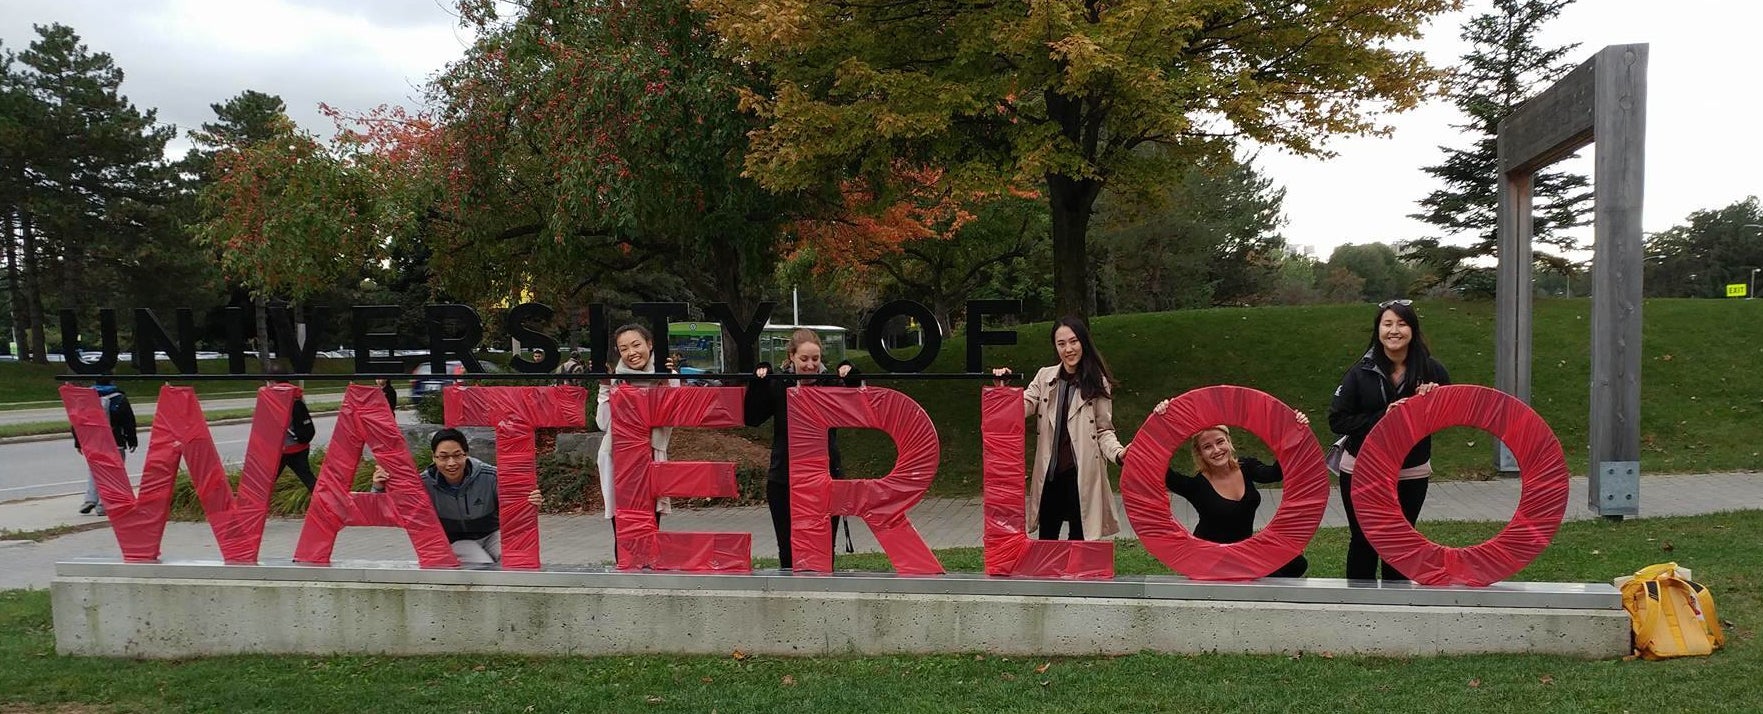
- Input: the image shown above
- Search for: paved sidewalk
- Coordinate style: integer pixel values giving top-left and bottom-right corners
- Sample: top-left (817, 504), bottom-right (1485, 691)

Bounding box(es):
top-left (3, 472), bottom-right (1760, 590)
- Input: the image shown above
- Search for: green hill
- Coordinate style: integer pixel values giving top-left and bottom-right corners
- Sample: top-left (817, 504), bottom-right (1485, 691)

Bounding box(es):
top-left (833, 298), bottom-right (1762, 494)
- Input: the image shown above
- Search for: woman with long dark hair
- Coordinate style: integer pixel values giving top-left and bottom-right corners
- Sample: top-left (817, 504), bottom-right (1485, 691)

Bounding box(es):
top-left (993, 316), bottom-right (1127, 541)
top-left (1328, 300), bottom-right (1451, 581)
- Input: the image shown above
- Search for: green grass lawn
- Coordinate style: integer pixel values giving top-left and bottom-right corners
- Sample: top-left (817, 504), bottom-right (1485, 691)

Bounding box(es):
top-left (0, 406), bottom-right (284, 440)
top-left (0, 357), bottom-right (361, 408)
top-left (830, 298), bottom-right (1763, 495)
top-left (1, 510), bottom-right (1758, 713)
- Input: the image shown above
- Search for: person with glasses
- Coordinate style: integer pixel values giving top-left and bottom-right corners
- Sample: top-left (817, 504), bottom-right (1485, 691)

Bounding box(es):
top-left (370, 428), bottom-right (542, 564)
top-left (1327, 299), bottom-right (1450, 581)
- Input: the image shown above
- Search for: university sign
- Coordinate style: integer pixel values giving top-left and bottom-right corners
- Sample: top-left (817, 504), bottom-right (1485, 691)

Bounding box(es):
top-left (57, 301), bottom-right (1574, 589)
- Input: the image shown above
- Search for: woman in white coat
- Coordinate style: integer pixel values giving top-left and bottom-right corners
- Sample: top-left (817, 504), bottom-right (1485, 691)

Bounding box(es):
top-left (994, 316), bottom-right (1127, 541)
top-left (596, 324), bottom-right (677, 537)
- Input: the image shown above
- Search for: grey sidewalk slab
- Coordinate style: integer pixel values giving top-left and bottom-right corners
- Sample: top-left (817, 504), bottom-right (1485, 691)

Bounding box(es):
top-left (4, 472), bottom-right (1760, 590)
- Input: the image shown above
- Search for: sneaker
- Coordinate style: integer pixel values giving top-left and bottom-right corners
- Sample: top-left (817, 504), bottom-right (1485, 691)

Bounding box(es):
top-left (94, 506), bottom-right (106, 516)
top-left (79, 501), bottom-right (96, 514)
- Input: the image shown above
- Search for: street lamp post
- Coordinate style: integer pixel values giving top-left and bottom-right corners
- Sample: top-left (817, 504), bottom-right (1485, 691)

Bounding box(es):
top-left (1749, 225), bottom-right (1763, 299)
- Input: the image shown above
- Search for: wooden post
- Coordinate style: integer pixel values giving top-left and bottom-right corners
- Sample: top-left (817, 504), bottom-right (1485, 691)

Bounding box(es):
top-left (1493, 171), bottom-right (1533, 473)
top-left (1587, 45), bottom-right (1648, 517)
top-left (1493, 45), bottom-right (1647, 517)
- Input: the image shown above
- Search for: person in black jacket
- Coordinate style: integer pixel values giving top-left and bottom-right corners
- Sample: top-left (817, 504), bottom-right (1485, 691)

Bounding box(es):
top-left (376, 378), bottom-right (398, 411)
top-left (1327, 300), bottom-right (1451, 582)
top-left (265, 365), bottom-right (319, 491)
top-left (1156, 406), bottom-right (1311, 578)
top-left (75, 378), bottom-right (137, 516)
top-left (743, 328), bottom-right (859, 570)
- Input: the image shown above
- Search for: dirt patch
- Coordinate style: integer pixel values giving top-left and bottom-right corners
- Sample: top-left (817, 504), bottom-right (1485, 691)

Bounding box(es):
top-left (665, 428), bottom-right (771, 471)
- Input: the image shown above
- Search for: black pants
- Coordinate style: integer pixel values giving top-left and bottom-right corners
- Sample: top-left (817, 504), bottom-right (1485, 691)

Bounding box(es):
top-left (1338, 471), bottom-right (1428, 581)
top-left (766, 479), bottom-right (842, 570)
top-left (611, 511), bottom-right (661, 562)
top-left (1038, 467), bottom-right (1084, 541)
top-left (1269, 554), bottom-right (1310, 578)
top-left (281, 451), bottom-right (316, 491)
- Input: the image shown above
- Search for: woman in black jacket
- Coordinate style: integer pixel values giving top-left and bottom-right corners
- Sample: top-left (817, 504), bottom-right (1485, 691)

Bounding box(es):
top-left (1328, 300), bottom-right (1450, 581)
top-left (743, 328), bottom-right (859, 570)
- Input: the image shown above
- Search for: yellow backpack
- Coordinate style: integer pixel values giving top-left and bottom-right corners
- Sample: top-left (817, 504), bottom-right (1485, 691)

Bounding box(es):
top-left (1615, 562), bottom-right (1725, 660)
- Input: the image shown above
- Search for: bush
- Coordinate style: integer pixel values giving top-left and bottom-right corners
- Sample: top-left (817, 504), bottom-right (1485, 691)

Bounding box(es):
top-left (414, 395), bottom-right (445, 424)
top-left (167, 447), bottom-right (385, 520)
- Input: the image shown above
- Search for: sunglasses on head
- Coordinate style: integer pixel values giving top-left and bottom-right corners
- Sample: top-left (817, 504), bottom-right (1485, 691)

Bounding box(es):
top-left (1378, 299), bottom-right (1413, 309)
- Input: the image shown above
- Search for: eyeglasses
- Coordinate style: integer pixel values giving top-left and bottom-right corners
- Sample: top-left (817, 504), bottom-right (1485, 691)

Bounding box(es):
top-left (1377, 299), bottom-right (1413, 309)
top-left (433, 452), bottom-right (469, 462)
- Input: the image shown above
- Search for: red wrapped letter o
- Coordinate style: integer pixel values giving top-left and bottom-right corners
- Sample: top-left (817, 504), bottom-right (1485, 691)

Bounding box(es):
top-left (1349, 384), bottom-right (1569, 586)
top-left (1120, 386), bottom-right (1330, 580)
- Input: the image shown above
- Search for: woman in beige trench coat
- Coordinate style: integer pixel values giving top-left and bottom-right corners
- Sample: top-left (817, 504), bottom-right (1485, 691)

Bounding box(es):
top-left (993, 316), bottom-right (1127, 540)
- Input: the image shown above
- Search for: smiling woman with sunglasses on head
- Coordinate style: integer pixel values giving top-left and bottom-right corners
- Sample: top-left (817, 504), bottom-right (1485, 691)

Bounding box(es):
top-left (1327, 299), bottom-right (1451, 582)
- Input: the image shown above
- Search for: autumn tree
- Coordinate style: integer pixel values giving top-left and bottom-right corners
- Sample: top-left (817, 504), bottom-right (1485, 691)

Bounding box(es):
top-left (790, 165), bottom-right (1042, 332)
top-left (396, 0), bottom-right (791, 321)
top-left (698, 0), bottom-right (1458, 319)
top-left (1407, 0), bottom-right (1591, 289)
top-left (192, 113), bottom-right (385, 355)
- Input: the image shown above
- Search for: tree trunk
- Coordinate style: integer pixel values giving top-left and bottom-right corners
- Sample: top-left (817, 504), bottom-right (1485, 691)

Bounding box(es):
top-left (4, 211), bottom-right (27, 359)
top-left (21, 212), bottom-right (47, 364)
top-left (1047, 173), bottom-right (1101, 320)
top-left (254, 296), bottom-right (271, 371)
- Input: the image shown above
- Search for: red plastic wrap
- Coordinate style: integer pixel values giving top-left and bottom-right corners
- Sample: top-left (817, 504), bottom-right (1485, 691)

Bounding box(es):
top-left (444, 385), bottom-right (590, 569)
top-left (610, 385), bottom-right (751, 572)
top-left (61, 384), bottom-right (296, 563)
top-left (650, 462), bottom-right (739, 498)
top-left (1349, 384), bottom-right (1569, 586)
top-left (786, 386), bottom-right (943, 575)
top-left (979, 386), bottom-right (1114, 578)
top-left (1120, 386), bottom-right (1330, 580)
top-left (294, 384), bottom-right (458, 568)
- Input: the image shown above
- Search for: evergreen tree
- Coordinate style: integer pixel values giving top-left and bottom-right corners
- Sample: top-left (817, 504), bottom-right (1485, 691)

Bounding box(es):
top-left (6, 24), bottom-right (184, 361)
top-left (1408, 0), bottom-right (1592, 290)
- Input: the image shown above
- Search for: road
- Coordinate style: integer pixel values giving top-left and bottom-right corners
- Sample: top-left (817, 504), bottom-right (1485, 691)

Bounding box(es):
top-left (0, 411), bottom-right (415, 503)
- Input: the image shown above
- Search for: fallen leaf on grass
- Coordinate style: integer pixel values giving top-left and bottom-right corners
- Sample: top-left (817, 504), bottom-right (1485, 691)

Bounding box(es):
top-left (731, 649), bottom-right (748, 661)
top-left (781, 675), bottom-right (797, 686)
top-left (1468, 678), bottom-right (1481, 688)
top-left (646, 696), bottom-right (665, 704)
top-left (700, 677), bottom-right (713, 684)
top-left (1319, 651), bottom-right (1335, 659)
top-left (1035, 662), bottom-right (1051, 674)
top-left (974, 654), bottom-right (985, 661)
top-left (1001, 674), bottom-right (1017, 682)
top-left (1540, 675), bottom-right (1555, 685)
top-left (1662, 541), bottom-right (1675, 552)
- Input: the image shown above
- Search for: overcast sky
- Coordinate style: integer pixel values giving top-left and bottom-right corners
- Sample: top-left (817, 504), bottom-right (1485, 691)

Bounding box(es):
top-left (4, 0), bottom-right (1758, 259)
